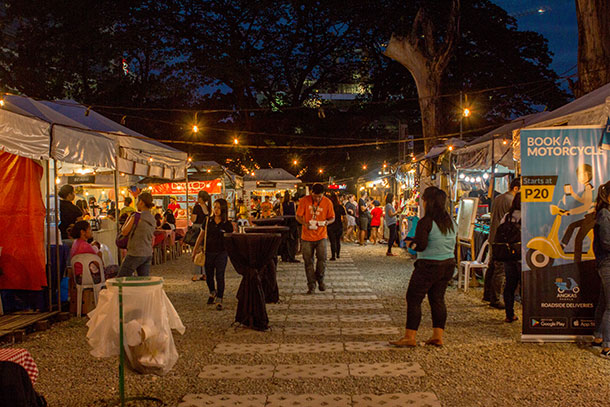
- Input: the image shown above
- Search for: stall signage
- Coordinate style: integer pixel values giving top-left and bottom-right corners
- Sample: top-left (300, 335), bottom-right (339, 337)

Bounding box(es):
top-left (520, 127), bottom-right (607, 341)
top-left (151, 180), bottom-right (222, 195)
top-left (328, 184), bottom-right (347, 190)
top-left (256, 181), bottom-right (276, 188)
top-left (68, 175), bottom-right (96, 184)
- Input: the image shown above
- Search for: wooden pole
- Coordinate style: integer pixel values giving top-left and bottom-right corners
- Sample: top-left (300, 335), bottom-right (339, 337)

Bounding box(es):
top-left (53, 159), bottom-right (61, 311)
top-left (46, 161), bottom-right (52, 312)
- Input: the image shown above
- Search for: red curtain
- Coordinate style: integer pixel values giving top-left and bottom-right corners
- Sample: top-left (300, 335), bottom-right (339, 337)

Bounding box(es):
top-left (0, 152), bottom-right (47, 290)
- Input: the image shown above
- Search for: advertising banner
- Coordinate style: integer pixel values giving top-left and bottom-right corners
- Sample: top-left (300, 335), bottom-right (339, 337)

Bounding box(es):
top-left (150, 180), bottom-right (222, 196)
top-left (521, 127), bottom-right (608, 340)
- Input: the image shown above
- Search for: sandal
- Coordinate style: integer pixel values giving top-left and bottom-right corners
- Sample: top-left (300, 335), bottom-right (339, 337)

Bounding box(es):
top-left (191, 275), bottom-right (200, 282)
top-left (504, 316), bottom-right (518, 323)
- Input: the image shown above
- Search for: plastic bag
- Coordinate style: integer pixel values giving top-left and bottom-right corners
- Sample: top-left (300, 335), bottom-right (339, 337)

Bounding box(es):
top-left (86, 277), bottom-right (185, 375)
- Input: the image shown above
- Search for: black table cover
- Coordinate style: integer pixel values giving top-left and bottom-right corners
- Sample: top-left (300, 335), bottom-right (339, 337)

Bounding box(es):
top-left (244, 226), bottom-right (289, 302)
top-left (251, 217), bottom-right (286, 227)
top-left (223, 232), bottom-right (282, 331)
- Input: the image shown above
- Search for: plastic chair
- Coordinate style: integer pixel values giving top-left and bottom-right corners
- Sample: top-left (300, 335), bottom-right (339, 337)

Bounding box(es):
top-left (71, 254), bottom-right (106, 317)
top-left (458, 240), bottom-right (490, 292)
top-left (99, 243), bottom-right (116, 266)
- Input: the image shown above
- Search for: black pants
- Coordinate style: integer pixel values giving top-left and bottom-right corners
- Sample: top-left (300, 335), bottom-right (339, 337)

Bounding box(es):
top-left (406, 259), bottom-right (456, 330)
top-left (328, 227), bottom-right (342, 259)
top-left (387, 224), bottom-right (397, 253)
top-left (503, 261), bottom-right (521, 319)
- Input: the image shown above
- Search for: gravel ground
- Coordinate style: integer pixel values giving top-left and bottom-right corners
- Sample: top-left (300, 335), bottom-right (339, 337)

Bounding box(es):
top-left (12, 242), bottom-right (610, 406)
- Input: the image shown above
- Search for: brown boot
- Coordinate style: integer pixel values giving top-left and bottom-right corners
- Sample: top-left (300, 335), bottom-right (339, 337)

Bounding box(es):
top-left (425, 328), bottom-right (444, 347)
top-left (389, 329), bottom-right (417, 347)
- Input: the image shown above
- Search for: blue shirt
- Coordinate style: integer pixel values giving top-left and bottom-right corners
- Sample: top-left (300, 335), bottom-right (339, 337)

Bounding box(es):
top-left (411, 216), bottom-right (457, 261)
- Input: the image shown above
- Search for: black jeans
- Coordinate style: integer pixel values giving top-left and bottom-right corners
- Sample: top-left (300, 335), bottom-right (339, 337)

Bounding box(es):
top-left (387, 224), bottom-right (397, 253)
top-left (406, 259), bottom-right (456, 330)
top-left (561, 212), bottom-right (595, 262)
top-left (205, 251), bottom-right (228, 299)
top-left (328, 227), bottom-right (343, 259)
top-left (503, 261), bottom-right (521, 319)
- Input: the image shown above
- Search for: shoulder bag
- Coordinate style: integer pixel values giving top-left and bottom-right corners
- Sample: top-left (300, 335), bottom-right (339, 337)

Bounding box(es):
top-left (193, 217), bottom-right (210, 267)
top-left (115, 212), bottom-right (140, 249)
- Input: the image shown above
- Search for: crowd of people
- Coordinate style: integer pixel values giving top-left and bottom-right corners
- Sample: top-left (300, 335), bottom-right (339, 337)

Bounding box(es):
top-left (56, 179), bottom-right (610, 359)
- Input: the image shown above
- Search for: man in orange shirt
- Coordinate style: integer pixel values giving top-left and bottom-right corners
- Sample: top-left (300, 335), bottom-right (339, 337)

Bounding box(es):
top-left (260, 196), bottom-right (273, 218)
top-left (296, 183), bottom-right (335, 294)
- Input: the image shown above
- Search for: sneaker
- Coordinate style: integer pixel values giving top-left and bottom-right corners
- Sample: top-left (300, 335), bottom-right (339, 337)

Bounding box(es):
top-left (207, 292), bottom-right (216, 305)
top-left (592, 338), bottom-right (603, 348)
top-left (318, 281), bottom-right (326, 292)
top-left (216, 299), bottom-right (223, 311)
top-left (600, 349), bottom-right (610, 359)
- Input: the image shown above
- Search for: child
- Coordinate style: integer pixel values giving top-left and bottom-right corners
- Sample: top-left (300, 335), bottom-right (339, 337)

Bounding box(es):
top-left (69, 221), bottom-right (118, 284)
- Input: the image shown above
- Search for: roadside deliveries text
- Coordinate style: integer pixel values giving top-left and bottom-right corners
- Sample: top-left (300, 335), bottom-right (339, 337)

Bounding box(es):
top-left (527, 136), bottom-right (603, 157)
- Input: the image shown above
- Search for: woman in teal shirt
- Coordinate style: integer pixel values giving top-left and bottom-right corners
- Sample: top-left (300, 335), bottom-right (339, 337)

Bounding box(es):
top-left (390, 186), bottom-right (456, 347)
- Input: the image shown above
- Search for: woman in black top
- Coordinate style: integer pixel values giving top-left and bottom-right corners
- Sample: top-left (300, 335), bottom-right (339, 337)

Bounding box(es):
top-left (328, 192), bottom-right (346, 261)
top-left (190, 190), bottom-right (211, 281)
top-left (193, 198), bottom-right (233, 310)
top-left (280, 192), bottom-right (299, 262)
top-left (58, 184), bottom-right (82, 244)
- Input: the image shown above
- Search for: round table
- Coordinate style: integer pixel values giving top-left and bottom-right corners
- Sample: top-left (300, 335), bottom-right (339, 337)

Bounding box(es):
top-left (223, 233), bottom-right (282, 331)
top-left (251, 217), bottom-right (286, 227)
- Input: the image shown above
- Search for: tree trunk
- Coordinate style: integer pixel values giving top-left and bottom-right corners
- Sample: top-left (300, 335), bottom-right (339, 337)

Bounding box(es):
top-left (574, 0), bottom-right (610, 97)
top-left (382, 1), bottom-right (460, 153)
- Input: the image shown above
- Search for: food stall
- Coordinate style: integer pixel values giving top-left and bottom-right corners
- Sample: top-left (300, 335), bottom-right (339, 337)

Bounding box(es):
top-left (243, 168), bottom-right (301, 215)
top-left (148, 161), bottom-right (244, 220)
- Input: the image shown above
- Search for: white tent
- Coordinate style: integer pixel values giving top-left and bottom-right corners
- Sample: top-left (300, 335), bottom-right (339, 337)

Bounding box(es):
top-left (513, 82), bottom-right (610, 161)
top-left (0, 95), bottom-right (186, 178)
top-left (453, 112), bottom-right (548, 170)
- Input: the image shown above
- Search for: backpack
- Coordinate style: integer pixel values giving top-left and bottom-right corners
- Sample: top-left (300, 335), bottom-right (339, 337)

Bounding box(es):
top-left (492, 214), bottom-right (521, 261)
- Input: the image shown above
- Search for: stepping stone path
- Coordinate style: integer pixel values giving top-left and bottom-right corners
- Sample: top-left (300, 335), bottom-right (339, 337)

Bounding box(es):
top-left (180, 250), bottom-right (441, 407)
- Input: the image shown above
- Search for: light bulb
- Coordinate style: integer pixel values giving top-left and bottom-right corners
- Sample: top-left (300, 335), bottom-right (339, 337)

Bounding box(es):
top-left (233, 138), bottom-right (239, 145)
top-left (463, 108), bottom-right (471, 117)
top-left (0, 99), bottom-right (4, 107)
top-left (459, 173), bottom-right (465, 179)
top-left (483, 173), bottom-right (489, 180)
top-left (476, 177), bottom-right (482, 183)
top-left (448, 145), bottom-right (454, 151)
top-left (192, 125), bottom-right (199, 133)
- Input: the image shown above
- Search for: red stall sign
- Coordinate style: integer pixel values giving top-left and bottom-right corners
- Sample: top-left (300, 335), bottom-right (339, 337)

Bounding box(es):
top-left (151, 180), bottom-right (222, 195)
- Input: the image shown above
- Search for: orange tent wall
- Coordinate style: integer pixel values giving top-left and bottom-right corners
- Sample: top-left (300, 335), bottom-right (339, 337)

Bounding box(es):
top-left (0, 151), bottom-right (47, 290)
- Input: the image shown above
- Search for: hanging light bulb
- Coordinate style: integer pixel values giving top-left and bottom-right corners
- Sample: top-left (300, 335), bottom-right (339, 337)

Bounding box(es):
top-left (476, 176), bottom-right (482, 183)
top-left (192, 125), bottom-right (199, 133)
top-left (362, 164), bottom-right (367, 170)
top-left (459, 173), bottom-right (465, 179)
top-left (188, 157), bottom-right (192, 162)
top-left (233, 138), bottom-right (239, 145)
top-left (502, 139), bottom-right (508, 145)
top-left (483, 173), bottom-right (489, 180)
top-left (448, 145), bottom-right (454, 151)
top-left (464, 176), bottom-right (471, 182)
top-left (0, 99), bottom-right (4, 107)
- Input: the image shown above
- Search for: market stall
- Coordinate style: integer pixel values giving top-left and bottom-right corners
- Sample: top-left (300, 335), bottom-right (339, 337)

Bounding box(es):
top-left (0, 95), bottom-right (187, 314)
top-left (243, 168), bottom-right (301, 217)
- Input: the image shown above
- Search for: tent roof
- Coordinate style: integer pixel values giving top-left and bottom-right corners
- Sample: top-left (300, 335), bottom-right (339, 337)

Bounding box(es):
top-left (424, 138), bottom-right (467, 159)
top-left (0, 95), bottom-right (186, 179)
top-left (244, 168), bottom-right (300, 182)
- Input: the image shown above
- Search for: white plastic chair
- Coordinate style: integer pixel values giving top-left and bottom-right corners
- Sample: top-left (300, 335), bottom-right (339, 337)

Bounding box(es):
top-left (71, 254), bottom-right (106, 317)
top-left (458, 240), bottom-right (490, 292)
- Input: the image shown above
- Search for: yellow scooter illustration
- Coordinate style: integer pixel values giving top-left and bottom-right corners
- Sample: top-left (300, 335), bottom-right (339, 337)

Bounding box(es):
top-left (525, 204), bottom-right (595, 271)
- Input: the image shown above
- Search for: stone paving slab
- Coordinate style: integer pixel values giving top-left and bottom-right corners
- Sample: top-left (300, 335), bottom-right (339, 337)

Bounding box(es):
top-left (179, 394), bottom-right (266, 407)
top-left (274, 363), bottom-right (349, 379)
top-left (333, 288), bottom-right (373, 293)
top-left (344, 341), bottom-right (403, 352)
top-left (352, 392), bottom-right (441, 407)
top-left (283, 326), bottom-right (342, 336)
top-left (284, 314), bottom-right (338, 323)
top-left (266, 394), bottom-right (351, 407)
top-left (335, 303), bottom-right (384, 310)
top-left (339, 314), bottom-right (392, 323)
top-left (198, 365), bottom-right (274, 379)
top-left (214, 343), bottom-right (279, 354)
top-left (278, 342), bottom-right (344, 353)
top-left (180, 393), bottom-right (439, 407)
top-left (341, 326), bottom-right (400, 335)
top-left (348, 362), bottom-right (425, 377)
top-left (334, 295), bottom-right (378, 300)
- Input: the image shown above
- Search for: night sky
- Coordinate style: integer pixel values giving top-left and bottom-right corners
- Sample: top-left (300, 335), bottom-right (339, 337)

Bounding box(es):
top-left (493, 0), bottom-right (577, 76)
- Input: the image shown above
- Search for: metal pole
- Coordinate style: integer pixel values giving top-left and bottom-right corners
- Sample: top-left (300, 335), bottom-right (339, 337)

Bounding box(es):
top-left (46, 161), bottom-right (52, 312)
top-left (53, 159), bottom-right (61, 311)
top-left (114, 166), bottom-right (121, 265)
top-left (185, 164), bottom-right (190, 223)
top-left (459, 91), bottom-right (463, 140)
top-left (118, 282), bottom-right (125, 407)
top-left (490, 135), bottom-right (496, 207)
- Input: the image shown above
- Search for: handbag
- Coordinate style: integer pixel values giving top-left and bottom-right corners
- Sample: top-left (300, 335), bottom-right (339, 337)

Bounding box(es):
top-left (193, 218), bottom-right (210, 267)
top-left (115, 212), bottom-right (140, 249)
top-left (184, 225), bottom-right (201, 247)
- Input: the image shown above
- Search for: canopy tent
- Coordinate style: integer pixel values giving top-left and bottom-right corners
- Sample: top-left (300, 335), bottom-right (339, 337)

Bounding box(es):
top-left (514, 82), bottom-right (610, 160)
top-left (0, 95), bottom-right (187, 178)
top-left (453, 112), bottom-right (548, 170)
top-left (424, 137), bottom-right (467, 160)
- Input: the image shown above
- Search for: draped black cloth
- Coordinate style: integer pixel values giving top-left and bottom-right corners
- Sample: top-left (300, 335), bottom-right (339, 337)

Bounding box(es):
top-left (224, 233), bottom-right (282, 331)
top-left (244, 226), bottom-right (289, 303)
top-left (251, 217), bottom-right (286, 227)
top-left (0, 361), bottom-right (43, 407)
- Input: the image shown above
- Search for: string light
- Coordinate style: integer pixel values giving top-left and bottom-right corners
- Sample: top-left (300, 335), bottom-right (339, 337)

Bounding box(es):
top-left (459, 173), bottom-right (465, 179)
top-left (0, 99), bottom-right (4, 107)
top-left (476, 176), bottom-right (482, 183)
top-left (318, 168), bottom-right (324, 174)
top-left (502, 139), bottom-right (508, 145)
top-left (383, 163), bottom-right (387, 168)
top-left (293, 159), bottom-right (298, 165)
top-left (188, 157), bottom-right (192, 162)
top-left (148, 157), bottom-right (153, 162)
top-left (362, 164), bottom-right (367, 170)
top-left (233, 138), bottom-right (239, 144)
top-left (192, 125), bottom-right (199, 133)
top-left (463, 108), bottom-right (471, 117)
top-left (55, 177), bottom-right (61, 184)
top-left (448, 145), bottom-right (454, 151)
top-left (483, 173), bottom-right (489, 180)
